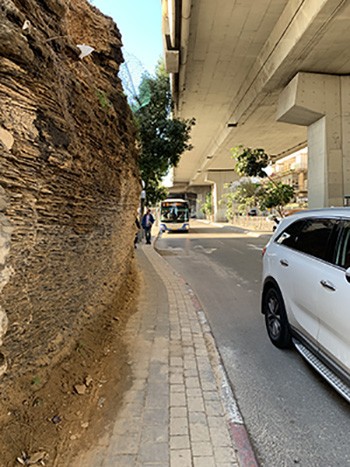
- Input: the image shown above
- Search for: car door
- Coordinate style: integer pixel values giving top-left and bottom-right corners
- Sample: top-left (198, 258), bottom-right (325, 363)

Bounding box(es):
top-left (274, 218), bottom-right (336, 345)
top-left (316, 220), bottom-right (350, 373)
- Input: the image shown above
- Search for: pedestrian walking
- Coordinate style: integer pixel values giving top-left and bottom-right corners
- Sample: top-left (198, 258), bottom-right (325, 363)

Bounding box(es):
top-left (141, 208), bottom-right (154, 244)
top-left (134, 217), bottom-right (141, 248)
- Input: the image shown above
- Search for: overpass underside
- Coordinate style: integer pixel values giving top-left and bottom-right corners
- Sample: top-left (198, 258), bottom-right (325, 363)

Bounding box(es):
top-left (162, 0), bottom-right (350, 220)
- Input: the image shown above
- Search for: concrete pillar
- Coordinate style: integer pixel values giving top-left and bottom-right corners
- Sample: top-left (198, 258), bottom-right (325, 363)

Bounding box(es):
top-left (277, 72), bottom-right (350, 208)
top-left (188, 186), bottom-right (211, 219)
top-left (205, 170), bottom-right (237, 221)
top-left (298, 171), bottom-right (305, 193)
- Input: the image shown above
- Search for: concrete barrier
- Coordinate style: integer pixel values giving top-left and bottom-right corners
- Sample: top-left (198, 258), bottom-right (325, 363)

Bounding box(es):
top-left (229, 216), bottom-right (274, 232)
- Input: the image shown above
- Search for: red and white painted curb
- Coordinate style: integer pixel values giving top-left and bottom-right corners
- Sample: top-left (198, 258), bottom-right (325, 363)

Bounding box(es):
top-left (185, 279), bottom-right (259, 467)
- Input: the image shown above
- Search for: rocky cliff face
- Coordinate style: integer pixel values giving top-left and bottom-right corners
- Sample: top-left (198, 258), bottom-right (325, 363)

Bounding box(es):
top-left (0, 0), bottom-right (140, 380)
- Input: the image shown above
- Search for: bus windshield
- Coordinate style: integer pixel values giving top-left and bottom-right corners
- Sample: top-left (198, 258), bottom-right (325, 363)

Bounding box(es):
top-left (160, 201), bottom-right (189, 223)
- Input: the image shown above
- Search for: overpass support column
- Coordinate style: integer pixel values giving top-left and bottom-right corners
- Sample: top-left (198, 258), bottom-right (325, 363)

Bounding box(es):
top-left (205, 170), bottom-right (236, 222)
top-left (277, 72), bottom-right (350, 208)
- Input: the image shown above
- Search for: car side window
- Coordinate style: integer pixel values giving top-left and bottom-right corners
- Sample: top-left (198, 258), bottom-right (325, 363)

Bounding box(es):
top-left (276, 218), bottom-right (335, 261)
top-left (335, 222), bottom-right (350, 269)
top-left (275, 220), bottom-right (306, 248)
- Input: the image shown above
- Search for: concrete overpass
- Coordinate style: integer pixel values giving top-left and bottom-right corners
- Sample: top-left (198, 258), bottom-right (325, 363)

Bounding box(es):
top-left (162, 0), bottom-right (350, 220)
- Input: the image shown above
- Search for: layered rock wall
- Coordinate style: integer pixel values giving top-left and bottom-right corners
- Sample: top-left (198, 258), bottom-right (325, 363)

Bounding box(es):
top-left (0, 0), bottom-right (140, 378)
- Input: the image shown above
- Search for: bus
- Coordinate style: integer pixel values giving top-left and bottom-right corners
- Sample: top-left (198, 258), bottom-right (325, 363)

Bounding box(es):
top-left (159, 198), bottom-right (190, 232)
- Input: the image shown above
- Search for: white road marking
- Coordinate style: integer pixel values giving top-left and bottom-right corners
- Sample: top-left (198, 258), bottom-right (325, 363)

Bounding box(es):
top-left (247, 243), bottom-right (263, 251)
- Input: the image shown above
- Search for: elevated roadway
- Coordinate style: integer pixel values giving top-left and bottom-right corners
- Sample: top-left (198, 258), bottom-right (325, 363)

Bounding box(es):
top-left (162, 0), bottom-right (350, 218)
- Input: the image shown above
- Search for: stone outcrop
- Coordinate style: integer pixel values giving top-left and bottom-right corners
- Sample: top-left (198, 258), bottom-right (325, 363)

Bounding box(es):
top-left (0, 0), bottom-right (140, 379)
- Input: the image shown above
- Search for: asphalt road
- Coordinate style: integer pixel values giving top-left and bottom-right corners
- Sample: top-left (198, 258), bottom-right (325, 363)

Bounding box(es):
top-left (155, 220), bottom-right (350, 467)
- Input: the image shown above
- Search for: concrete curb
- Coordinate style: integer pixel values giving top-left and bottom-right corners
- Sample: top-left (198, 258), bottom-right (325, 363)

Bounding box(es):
top-left (183, 279), bottom-right (259, 467)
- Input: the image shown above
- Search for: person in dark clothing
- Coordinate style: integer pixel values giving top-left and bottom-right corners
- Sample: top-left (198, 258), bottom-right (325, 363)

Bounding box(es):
top-left (141, 208), bottom-right (155, 244)
top-left (134, 217), bottom-right (141, 248)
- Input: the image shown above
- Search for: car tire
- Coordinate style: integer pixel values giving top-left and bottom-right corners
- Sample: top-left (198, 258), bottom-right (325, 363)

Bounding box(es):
top-left (263, 286), bottom-right (292, 349)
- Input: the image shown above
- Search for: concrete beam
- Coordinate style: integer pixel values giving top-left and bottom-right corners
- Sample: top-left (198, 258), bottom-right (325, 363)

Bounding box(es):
top-left (162, 0), bottom-right (180, 73)
top-left (277, 72), bottom-right (350, 208)
top-left (277, 72), bottom-right (338, 125)
top-left (229, 0), bottom-right (346, 125)
top-left (165, 50), bottom-right (180, 74)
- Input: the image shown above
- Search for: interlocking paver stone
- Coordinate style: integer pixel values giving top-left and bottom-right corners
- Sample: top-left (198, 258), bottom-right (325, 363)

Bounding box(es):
top-left (192, 441), bottom-right (214, 456)
top-left (72, 244), bottom-right (244, 467)
top-left (170, 417), bottom-right (189, 436)
top-left (188, 396), bottom-right (205, 412)
top-left (193, 456), bottom-right (216, 467)
top-left (170, 435), bottom-right (191, 450)
top-left (170, 449), bottom-right (192, 467)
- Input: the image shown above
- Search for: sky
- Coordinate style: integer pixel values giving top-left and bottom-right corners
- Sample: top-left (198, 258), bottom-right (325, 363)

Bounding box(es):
top-left (90, 0), bottom-right (163, 76)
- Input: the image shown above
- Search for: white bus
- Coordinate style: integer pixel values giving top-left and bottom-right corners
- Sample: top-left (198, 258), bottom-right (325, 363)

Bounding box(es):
top-left (159, 198), bottom-right (190, 232)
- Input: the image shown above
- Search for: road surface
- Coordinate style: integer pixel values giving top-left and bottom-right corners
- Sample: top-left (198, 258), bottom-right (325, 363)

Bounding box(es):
top-left (156, 220), bottom-right (350, 467)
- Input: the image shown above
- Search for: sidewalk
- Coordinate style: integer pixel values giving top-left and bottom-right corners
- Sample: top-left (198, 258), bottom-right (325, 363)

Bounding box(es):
top-left (75, 241), bottom-right (259, 467)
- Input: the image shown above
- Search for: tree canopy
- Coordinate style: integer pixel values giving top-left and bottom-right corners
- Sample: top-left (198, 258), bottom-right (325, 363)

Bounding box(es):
top-left (231, 145), bottom-right (295, 216)
top-left (133, 62), bottom-right (195, 205)
top-left (222, 178), bottom-right (264, 218)
top-left (232, 146), bottom-right (270, 178)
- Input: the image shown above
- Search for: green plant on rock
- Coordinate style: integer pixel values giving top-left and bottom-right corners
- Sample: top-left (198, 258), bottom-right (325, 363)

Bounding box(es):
top-left (96, 89), bottom-right (112, 111)
top-left (31, 375), bottom-right (41, 386)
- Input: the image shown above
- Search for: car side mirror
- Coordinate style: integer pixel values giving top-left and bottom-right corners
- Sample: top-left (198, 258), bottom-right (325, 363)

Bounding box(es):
top-left (345, 267), bottom-right (350, 283)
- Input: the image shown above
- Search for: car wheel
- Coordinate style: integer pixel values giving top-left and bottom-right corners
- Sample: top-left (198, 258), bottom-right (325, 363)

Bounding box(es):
top-left (263, 286), bottom-right (292, 349)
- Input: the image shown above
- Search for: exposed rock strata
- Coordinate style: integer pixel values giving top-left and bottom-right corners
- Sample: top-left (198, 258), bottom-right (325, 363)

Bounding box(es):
top-left (0, 0), bottom-right (140, 379)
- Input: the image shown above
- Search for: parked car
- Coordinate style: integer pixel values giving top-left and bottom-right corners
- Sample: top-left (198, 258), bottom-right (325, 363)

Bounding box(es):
top-left (261, 208), bottom-right (350, 402)
top-left (248, 208), bottom-right (258, 216)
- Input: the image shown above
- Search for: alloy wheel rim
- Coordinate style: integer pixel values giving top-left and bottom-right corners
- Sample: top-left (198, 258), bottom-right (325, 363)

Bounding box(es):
top-left (267, 294), bottom-right (281, 338)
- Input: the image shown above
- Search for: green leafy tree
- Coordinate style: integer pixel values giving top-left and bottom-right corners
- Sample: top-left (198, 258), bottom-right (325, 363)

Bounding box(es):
top-left (201, 192), bottom-right (213, 218)
top-left (260, 182), bottom-right (295, 217)
top-left (222, 178), bottom-right (264, 219)
top-left (231, 145), bottom-right (294, 216)
top-left (134, 62), bottom-right (195, 206)
top-left (232, 146), bottom-right (269, 178)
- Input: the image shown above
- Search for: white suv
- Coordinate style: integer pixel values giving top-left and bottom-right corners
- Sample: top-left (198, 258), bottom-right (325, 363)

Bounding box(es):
top-left (261, 208), bottom-right (350, 402)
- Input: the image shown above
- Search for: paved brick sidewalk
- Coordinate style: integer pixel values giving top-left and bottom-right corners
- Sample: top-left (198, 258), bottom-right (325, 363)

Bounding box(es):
top-left (75, 244), bottom-right (258, 467)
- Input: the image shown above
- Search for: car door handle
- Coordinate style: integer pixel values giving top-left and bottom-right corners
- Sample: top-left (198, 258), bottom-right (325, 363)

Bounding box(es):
top-left (280, 259), bottom-right (289, 267)
top-left (320, 280), bottom-right (336, 292)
